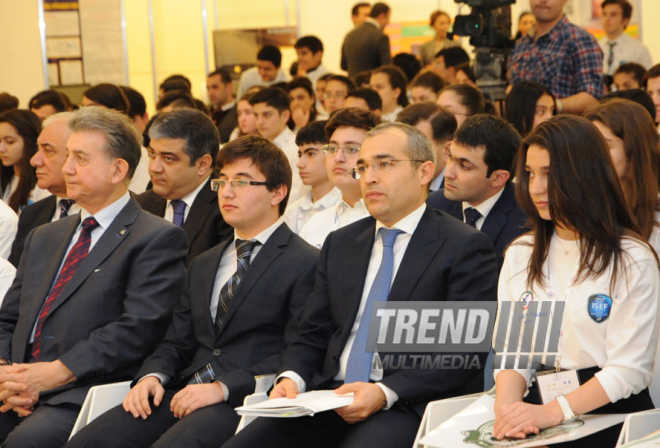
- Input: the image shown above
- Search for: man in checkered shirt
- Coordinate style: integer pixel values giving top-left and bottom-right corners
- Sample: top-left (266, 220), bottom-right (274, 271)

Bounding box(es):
top-left (507, 0), bottom-right (604, 115)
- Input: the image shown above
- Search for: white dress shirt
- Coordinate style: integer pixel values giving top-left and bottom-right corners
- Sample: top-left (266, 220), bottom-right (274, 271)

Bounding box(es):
top-left (381, 105), bottom-right (404, 123)
top-left (282, 203), bottom-right (428, 409)
top-left (298, 198), bottom-right (370, 249)
top-left (599, 33), bottom-right (654, 75)
top-left (163, 176), bottom-right (210, 224)
top-left (494, 233), bottom-right (660, 403)
top-left (143, 218), bottom-right (284, 400)
top-left (51, 197), bottom-right (82, 222)
top-left (429, 167), bottom-right (446, 191)
top-left (30, 192), bottom-right (132, 343)
top-left (0, 258), bottom-right (15, 308)
top-left (283, 187), bottom-right (342, 234)
top-left (461, 187), bottom-right (504, 231)
top-left (0, 200), bottom-right (17, 260)
top-left (128, 147), bottom-right (151, 195)
top-left (236, 67), bottom-right (291, 100)
top-left (273, 127), bottom-right (309, 203)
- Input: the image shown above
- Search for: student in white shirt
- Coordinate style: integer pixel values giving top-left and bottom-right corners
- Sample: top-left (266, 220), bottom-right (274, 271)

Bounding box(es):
top-left (286, 78), bottom-right (319, 134)
top-left (298, 108), bottom-right (380, 248)
top-left (293, 35), bottom-right (331, 114)
top-left (250, 88), bottom-right (308, 203)
top-left (0, 110), bottom-right (51, 214)
top-left (599, 0), bottom-right (653, 76)
top-left (494, 115), bottom-right (659, 448)
top-left (370, 66), bottom-right (408, 123)
top-left (586, 98), bottom-right (660, 253)
top-left (228, 93), bottom-right (260, 142)
top-left (236, 46), bottom-right (291, 100)
top-left (283, 120), bottom-right (341, 233)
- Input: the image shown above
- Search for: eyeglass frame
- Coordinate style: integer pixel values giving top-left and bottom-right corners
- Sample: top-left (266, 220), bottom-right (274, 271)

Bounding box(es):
top-left (322, 144), bottom-right (362, 156)
top-left (350, 159), bottom-right (426, 179)
top-left (323, 91), bottom-right (348, 100)
top-left (210, 179), bottom-right (270, 191)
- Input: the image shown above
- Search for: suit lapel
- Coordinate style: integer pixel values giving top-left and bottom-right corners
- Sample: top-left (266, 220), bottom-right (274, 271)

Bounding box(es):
top-left (343, 220), bottom-right (376, 319)
top-left (449, 200), bottom-right (462, 221)
top-left (480, 185), bottom-right (514, 246)
top-left (46, 199), bottom-right (141, 316)
top-left (205, 237), bottom-right (234, 336)
top-left (216, 224), bottom-right (289, 337)
top-left (182, 180), bottom-right (215, 245)
top-left (389, 208), bottom-right (444, 301)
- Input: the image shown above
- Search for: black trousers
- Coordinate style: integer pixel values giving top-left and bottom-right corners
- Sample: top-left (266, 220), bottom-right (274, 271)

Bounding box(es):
top-left (221, 403), bottom-right (422, 448)
top-left (0, 402), bottom-right (81, 448)
top-left (64, 388), bottom-right (241, 448)
top-left (523, 366), bottom-right (654, 448)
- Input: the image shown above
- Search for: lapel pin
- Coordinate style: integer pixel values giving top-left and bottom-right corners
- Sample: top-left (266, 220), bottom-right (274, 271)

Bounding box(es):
top-left (94, 269), bottom-right (101, 272)
top-left (120, 230), bottom-right (126, 235)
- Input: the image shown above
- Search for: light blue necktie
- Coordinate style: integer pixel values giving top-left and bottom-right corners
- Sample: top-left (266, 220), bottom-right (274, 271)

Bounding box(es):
top-left (171, 199), bottom-right (186, 227)
top-left (344, 227), bottom-right (404, 383)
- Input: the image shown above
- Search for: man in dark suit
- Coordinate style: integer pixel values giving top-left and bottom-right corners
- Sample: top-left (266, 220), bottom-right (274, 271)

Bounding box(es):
top-left (222, 122), bottom-right (498, 448)
top-left (66, 136), bottom-right (319, 448)
top-left (0, 106), bottom-right (188, 447)
top-left (427, 115), bottom-right (528, 271)
top-left (341, 2), bottom-right (393, 77)
top-left (207, 69), bottom-right (238, 144)
top-left (9, 112), bottom-right (81, 267)
top-left (136, 109), bottom-right (232, 266)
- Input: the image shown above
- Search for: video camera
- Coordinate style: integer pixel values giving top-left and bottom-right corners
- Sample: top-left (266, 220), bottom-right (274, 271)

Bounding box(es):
top-left (453, 0), bottom-right (516, 101)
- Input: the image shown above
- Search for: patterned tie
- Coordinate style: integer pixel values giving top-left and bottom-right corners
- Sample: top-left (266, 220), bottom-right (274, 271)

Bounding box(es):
top-left (171, 200), bottom-right (186, 227)
top-left (464, 207), bottom-right (482, 228)
top-left (215, 239), bottom-right (260, 332)
top-left (607, 42), bottom-right (617, 75)
top-left (32, 217), bottom-right (100, 361)
top-left (345, 228), bottom-right (403, 384)
top-left (59, 199), bottom-right (75, 218)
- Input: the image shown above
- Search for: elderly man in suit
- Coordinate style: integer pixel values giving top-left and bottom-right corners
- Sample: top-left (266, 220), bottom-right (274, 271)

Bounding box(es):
top-left (341, 2), bottom-right (393, 77)
top-left (8, 112), bottom-right (80, 267)
top-left (427, 114), bottom-right (528, 272)
top-left (0, 106), bottom-right (188, 447)
top-left (222, 122), bottom-right (498, 448)
top-left (137, 109), bottom-right (232, 266)
top-left (66, 135), bottom-right (319, 448)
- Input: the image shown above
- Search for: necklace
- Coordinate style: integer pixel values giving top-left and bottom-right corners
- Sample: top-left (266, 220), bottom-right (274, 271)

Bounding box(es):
top-left (556, 237), bottom-right (577, 255)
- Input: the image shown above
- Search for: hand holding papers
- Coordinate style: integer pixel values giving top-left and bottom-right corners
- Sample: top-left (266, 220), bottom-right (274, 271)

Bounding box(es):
top-left (236, 391), bottom-right (354, 418)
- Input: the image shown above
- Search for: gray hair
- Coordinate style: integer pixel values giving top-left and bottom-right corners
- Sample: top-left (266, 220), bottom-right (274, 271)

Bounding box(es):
top-left (68, 106), bottom-right (142, 178)
top-left (366, 121), bottom-right (436, 165)
top-left (148, 109), bottom-right (220, 165)
top-left (42, 111), bottom-right (74, 128)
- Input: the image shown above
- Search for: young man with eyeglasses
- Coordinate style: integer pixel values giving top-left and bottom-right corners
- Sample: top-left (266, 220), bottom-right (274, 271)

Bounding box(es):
top-left (283, 121), bottom-right (342, 233)
top-left (323, 75), bottom-right (357, 115)
top-left (298, 108), bottom-right (380, 249)
top-left (221, 122), bottom-right (497, 448)
top-left (66, 135), bottom-right (319, 448)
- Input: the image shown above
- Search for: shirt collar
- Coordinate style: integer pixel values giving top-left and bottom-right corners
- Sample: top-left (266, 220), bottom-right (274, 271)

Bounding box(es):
top-left (375, 203), bottom-right (427, 237)
top-left (461, 187), bottom-right (504, 222)
top-left (299, 187), bottom-right (342, 211)
top-left (79, 191), bottom-right (131, 231)
top-left (532, 14), bottom-right (569, 41)
top-left (234, 218), bottom-right (283, 246)
top-left (608, 32), bottom-right (629, 45)
top-left (221, 100), bottom-right (236, 112)
top-left (273, 127), bottom-right (294, 148)
top-left (365, 17), bottom-right (381, 29)
top-left (338, 197), bottom-right (366, 214)
top-left (166, 175), bottom-right (211, 211)
top-left (430, 167), bottom-right (446, 191)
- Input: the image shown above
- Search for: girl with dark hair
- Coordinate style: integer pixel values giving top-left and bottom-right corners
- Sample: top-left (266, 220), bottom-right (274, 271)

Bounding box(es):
top-left (82, 83), bottom-right (131, 115)
top-left (514, 12), bottom-right (535, 40)
top-left (437, 83), bottom-right (485, 127)
top-left (585, 98), bottom-right (660, 251)
top-left (0, 110), bottom-right (50, 212)
top-left (504, 80), bottom-right (556, 137)
top-left (370, 65), bottom-right (409, 122)
top-left (493, 116), bottom-right (659, 448)
top-left (229, 92), bottom-right (260, 142)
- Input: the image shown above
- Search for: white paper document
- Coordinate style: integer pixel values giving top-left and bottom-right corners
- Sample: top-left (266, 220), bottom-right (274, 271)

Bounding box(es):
top-left (420, 394), bottom-right (627, 447)
top-left (236, 390), bottom-right (354, 418)
top-left (621, 430), bottom-right (660, 447)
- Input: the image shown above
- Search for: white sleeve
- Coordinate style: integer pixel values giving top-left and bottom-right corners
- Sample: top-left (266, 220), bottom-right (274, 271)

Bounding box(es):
top-left (595, 255), bottom-right (660, 402)
top-left (277, 371), bottom-right (306, 393)
top-left (0, 207), bottom-right (17, 260)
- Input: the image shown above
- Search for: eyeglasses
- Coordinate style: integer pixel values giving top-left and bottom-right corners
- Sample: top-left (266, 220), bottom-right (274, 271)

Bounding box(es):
top-left (351, 159), bottom-right (425, 179)
top-left (323, 92), bottom-right (347, 100)
top-left (322, 144), bottom-right (361, 156)
top-left (210, 179), bottom-right (269, 191)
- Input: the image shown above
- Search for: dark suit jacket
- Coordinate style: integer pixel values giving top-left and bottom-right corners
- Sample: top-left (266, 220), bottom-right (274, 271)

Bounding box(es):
top-left (426, 183), bottom-right (528, 271)
top-left (341, 22), bottom-right (392, 77)
top-left (211, 105), bottom-right (238, 144)
top-left (136, 179), bottom-right (232, 267)
top-left (134, 223), bottom-right (319, 408)
top-left (0, 197), bottom-right (188, 406)
top-left (278, 206), bottom-right (498, 415)
top-left (8, 195), bottom-right (57, 267)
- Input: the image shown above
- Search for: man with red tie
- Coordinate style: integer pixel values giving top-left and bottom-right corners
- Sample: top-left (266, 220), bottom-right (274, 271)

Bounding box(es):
top-left (0, 106), bottom-right (188, 447)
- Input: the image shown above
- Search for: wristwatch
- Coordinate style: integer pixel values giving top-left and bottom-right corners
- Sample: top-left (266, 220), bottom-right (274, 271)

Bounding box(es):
top-left (555, 395), bottom-right (577, 423)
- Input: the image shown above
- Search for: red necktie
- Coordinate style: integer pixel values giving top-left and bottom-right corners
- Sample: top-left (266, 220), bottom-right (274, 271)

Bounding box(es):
top-left (32, 217), bottom-right (100, 361)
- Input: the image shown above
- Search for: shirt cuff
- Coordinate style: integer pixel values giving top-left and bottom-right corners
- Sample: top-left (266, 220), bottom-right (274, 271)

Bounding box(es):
top-left (138, 373), bottom-right (170, 387)
top-left (376, 383), bottom-right (398, 410)
top-left (212, 381), bottom-right (229, 401)
top-left (277, 371), bottom-right (306, 393)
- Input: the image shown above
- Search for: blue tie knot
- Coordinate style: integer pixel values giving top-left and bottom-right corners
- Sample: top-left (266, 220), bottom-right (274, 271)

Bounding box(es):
top-left (81, 217), bottom-right (99, 234)
top-left (379, 227), bottom-right (404, 248)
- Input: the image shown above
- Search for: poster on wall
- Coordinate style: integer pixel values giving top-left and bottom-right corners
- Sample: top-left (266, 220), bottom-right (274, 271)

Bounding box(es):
top-left (44, 0), bottom-right (84, 86)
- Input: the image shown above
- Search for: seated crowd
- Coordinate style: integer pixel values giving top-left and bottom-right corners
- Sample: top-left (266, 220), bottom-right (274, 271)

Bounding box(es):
top-left (0, 0), bottom-right (658, 447)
